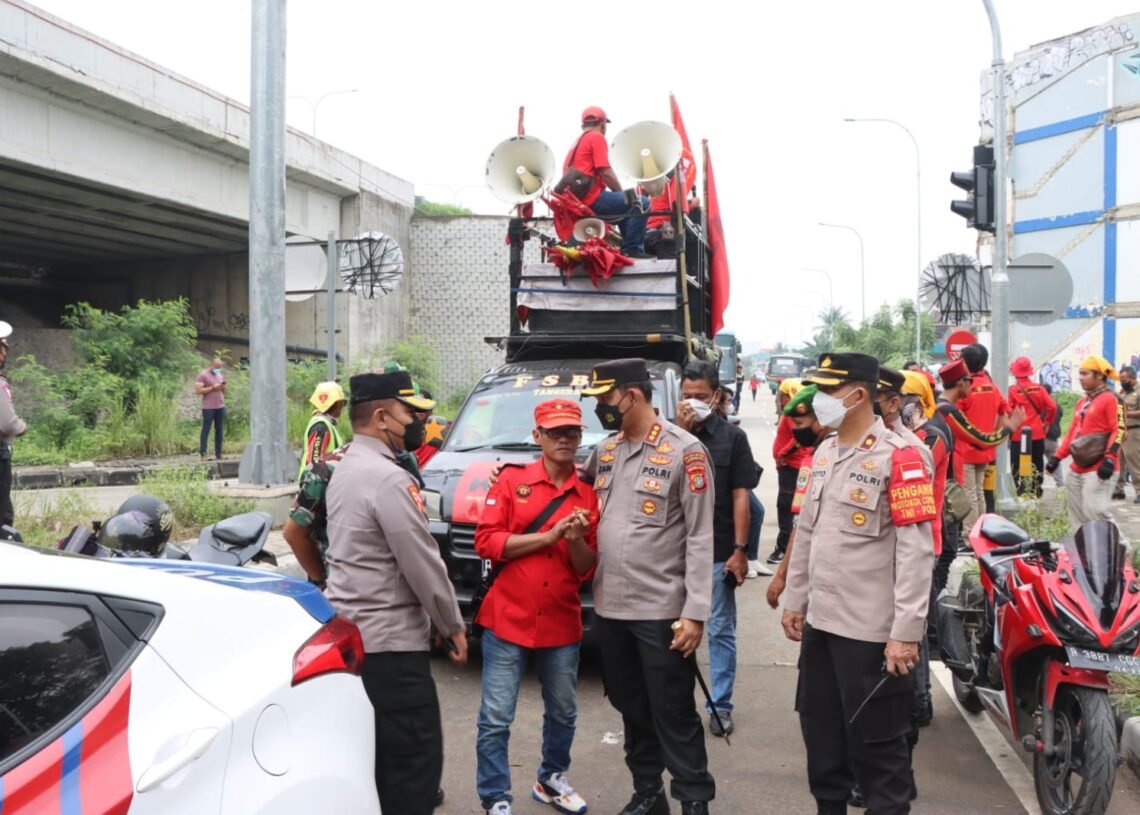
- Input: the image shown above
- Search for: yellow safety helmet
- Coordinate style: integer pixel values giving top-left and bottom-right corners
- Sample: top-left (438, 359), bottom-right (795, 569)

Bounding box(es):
top-left (310, 381), bottom-right (347, 412)
top-left (900, 370), bottom-right (936, 418)
top-left (778, 378), bottom-right (804, 398)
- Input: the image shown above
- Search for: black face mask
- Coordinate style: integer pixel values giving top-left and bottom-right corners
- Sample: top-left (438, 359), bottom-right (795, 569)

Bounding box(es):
top-left (595, 393), bottom-right (629, 431)
top-left (872, 401), bottom-right (884, 417)
top-left (792, 426), bottom-right (819, 447)
top-left (1124, 381), bottom-right (1135, 393)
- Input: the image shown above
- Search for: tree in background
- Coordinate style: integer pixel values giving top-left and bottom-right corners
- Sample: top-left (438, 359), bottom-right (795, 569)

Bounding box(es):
top-left (795, 299), bottom-right (934, 367)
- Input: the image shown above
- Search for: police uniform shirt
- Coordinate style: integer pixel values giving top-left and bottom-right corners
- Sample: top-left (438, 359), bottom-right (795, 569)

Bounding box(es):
top-left (782, 417), bottom-right (935, 644)
top-left (325, 434), bottom-right (463, 653)
top-left (584, 418), bottom-right (715, 622)
top-left (0, 374), bottom-right (26, 444)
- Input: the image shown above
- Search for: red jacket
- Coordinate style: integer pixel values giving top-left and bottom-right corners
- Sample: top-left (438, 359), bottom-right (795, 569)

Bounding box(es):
top-left (956, 370), bottom-right (1009, 465)
top-left (773, 415), bottom-right (813, 470)
top-left (1056, 389), bottom-right (1127, 474)
top-left (1007, 378), bottom-right (1056, 442)
top-left (915, 417), bottom-right (953, 555)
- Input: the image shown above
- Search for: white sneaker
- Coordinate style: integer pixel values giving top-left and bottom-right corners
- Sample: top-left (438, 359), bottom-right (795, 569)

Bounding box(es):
top-left (749, 559), bottom-right (774, 577)
top-left (487, 802), bottom-right (512, 815)
top-left (533, 772), bottom-right (588, 814)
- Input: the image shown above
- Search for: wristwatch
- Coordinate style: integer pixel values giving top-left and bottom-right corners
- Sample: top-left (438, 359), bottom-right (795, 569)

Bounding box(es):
top-left (732, 544), bottom-right (748, 553)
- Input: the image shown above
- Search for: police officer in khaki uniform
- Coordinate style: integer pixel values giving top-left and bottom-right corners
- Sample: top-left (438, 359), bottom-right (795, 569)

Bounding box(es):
top-left (780, 353), bottom-right (935, 815)
top-left (325, 370), bottom-right (467, 815)
top-left (0, 322), bottom-right (27, 528)
top-left (581, 359), bottom-right (716, 815)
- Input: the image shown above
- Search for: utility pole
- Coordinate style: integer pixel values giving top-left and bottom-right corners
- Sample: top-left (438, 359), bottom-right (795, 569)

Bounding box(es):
top-left (240, 0), bottom-right (295, 485)
top-left (982, 0), bottom-right (1014, 508)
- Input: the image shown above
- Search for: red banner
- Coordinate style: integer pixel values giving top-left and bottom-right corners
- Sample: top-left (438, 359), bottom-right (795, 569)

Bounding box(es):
top-left (669, 94), bottom-right (697, 196)
top-left (703, 140), bottom-right (729, 336)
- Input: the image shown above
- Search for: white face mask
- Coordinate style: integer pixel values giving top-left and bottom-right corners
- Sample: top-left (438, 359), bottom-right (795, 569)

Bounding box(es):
top-left (684, 397), bottom-right (713, 423)
top-left (812, 388), bottom-right (860, 429)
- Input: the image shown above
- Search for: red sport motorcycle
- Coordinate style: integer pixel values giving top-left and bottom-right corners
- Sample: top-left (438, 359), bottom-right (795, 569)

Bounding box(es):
top-left (938, 514), bottom-right (1140, 815)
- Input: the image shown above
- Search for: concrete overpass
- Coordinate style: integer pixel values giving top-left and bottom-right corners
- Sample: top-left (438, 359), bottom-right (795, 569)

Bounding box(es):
top-left (0, 0), bottom-right (413, 364)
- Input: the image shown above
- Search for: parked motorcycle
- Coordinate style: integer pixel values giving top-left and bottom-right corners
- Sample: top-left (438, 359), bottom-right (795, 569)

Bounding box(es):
top-left (56, 493), bottom-right (276, 568)
top-left (938, 514), bottom-right (1140, 815)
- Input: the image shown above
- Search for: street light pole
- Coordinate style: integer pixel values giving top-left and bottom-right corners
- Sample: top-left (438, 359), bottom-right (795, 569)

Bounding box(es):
top-left (816, 222), bottom-right (865, 323)
top-left (982, 0), bottom-right (1014, 508)
top-left (842, 118), bottom-right (923, 361)
top-left (800, 268), bottom-right (834, 310)
top-left (288, 89), bottom-right (358, 137)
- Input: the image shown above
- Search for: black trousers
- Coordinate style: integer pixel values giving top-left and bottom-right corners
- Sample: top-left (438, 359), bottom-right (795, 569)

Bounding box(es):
top-left (0, 455), bottom-right (13, 528)
top-left (776, 465), bottom-right (798, 555)
top-left (361, 652), bottom-right (443, 815)
top-left (597, 616), bottom-right (715, 803)
top-left (796, 626), bottom-right (915, 815)
top-left (1010, 438), bottom-right (1045, 497)
top-left (200, 407), bottom-right (225, 457)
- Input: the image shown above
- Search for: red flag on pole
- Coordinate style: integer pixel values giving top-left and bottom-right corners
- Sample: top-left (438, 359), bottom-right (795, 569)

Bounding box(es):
top-left (669, 94), bottom-right (697, 196)
top-left (703, 140), bottom-right (729, 336)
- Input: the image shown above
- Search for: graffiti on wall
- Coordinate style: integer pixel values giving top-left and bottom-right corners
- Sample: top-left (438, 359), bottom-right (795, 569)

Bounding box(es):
top-left (1039, 359), bottom-right (1074, 393)
top-left (194, 305), bottom-right (250, 337)
top-left (981, 21), bottom-right (1138, 127)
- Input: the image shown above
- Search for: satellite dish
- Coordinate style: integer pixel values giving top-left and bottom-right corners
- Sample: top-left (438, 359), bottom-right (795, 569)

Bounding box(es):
top-left (339, 232), bottom-right (404, 298)
top-left (285, 235), bottom-right (327, 302)
top-left (920, 253), bottom-right (989, 326)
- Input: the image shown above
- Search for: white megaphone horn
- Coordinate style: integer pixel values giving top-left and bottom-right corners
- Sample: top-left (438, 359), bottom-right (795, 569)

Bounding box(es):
top-left (485, 135), bottom-right (556, 204)
top-left (572, 218), bottom-right (607, 242)
top-left (610, 121), bottom-right (682, 197)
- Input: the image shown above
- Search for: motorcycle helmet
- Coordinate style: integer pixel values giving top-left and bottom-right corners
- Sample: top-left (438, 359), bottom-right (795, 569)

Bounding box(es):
top-left (104, 494), bottom-right (174, 556)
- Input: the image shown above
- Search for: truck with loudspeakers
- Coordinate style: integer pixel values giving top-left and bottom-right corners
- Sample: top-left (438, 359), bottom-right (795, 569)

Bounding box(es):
top-left (418, 209), bottom-right (719, 642)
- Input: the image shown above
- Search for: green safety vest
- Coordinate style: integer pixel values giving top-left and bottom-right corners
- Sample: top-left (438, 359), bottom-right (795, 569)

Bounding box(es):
top-left (299, 413), bottom-right (344, 480)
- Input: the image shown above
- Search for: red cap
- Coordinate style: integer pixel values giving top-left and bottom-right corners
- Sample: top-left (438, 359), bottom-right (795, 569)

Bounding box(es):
top-left (939, 358), bottom-right (969, 387)
top-left (581, 106), bottom-right (610, 125)
top-left (1010, 356), bottom-right (1034, 378)
top-left (535, 399), bottom-right (586, 429)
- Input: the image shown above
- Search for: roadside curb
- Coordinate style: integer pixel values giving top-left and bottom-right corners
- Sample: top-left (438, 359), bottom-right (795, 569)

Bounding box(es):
top-left (13, 458), bottom-right (240, 489)
top-left (1123, 716), bottom-right (1140, 776)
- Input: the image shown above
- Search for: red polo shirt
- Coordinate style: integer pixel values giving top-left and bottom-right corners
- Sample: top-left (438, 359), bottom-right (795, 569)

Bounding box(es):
top-left (957, 370), bottom-right (1009, 465)
top-left (1057, 389), bottom-right (1126, 474)
top-left (474, 458), bottom-right (599, 648)
top-left (563, 131), bottom-right (609, 208)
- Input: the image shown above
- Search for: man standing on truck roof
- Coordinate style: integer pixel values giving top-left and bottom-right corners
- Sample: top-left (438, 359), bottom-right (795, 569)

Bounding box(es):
top-left (582, 358), bottom-right (716, 815)
top-left (473, 399), bottom-right (598, 815)
top-left (554, 106), bottom-right (651, 259)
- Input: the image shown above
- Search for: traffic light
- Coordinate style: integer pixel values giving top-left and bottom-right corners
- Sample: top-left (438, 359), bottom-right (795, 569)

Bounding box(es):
top-left (949, 144), bottom-right (995, 233)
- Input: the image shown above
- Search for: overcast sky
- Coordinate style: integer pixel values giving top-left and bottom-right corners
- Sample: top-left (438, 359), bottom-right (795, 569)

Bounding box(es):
top-left (25, 0), bottom-right (1140, 348)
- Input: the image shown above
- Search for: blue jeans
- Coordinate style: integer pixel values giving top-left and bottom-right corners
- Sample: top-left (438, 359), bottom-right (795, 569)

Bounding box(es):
top-left (707, 561), bottom-right (737, 714)
top-left (747, 492), bottom-right (765, 561)
top-left (590, 191), bottom-right (648, 253)
top-left (476, 629), bottom-right (581, 807)
top-left (200, 407), bottom-right (225, 457)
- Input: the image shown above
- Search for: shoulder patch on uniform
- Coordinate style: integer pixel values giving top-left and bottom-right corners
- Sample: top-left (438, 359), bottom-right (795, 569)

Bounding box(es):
top-left (860, 434), bottom-right (877, 450)
top-left (685, 451), bottom-right (708, 493)
top-left (646, 423), bottom-right (663, 445)
top-left (888, 446), bottom-right (936, 526)
top-left (683, 451), bottom-right (705, 464)
top-left (407, 484), bottom-right (427, 514)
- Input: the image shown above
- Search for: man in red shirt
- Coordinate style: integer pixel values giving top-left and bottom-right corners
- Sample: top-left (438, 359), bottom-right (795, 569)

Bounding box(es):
top-left (1006, 357), bottom-right (1056, 498)
top-left (1046, 356), bottom-right (1128, 529)
top-left (554, 106), bottom-right (651, 259)
top-left (957, 344), bottom-right (1011, 529)
top-left (474, 399), bottom-right (598, 815)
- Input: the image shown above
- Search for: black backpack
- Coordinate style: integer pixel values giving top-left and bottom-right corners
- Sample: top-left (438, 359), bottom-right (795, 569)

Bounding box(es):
top-left (1046, 402), bottom-right (1063, 441)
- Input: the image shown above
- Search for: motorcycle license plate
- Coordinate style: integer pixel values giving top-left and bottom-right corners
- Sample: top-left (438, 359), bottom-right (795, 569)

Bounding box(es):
top-left (1066, 646), bottom-right (1140, 676)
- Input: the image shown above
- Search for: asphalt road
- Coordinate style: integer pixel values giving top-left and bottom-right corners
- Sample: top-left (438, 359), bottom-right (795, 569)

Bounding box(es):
top-left (428, 392), bottom-right (1140, 815)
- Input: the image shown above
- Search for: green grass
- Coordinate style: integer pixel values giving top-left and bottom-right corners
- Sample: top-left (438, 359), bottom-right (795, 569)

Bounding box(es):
top-left (12, 490), bottom-right (100, 549)
top-left (138, 464), bottom-right (255, 541)
top-left (1110, 674), bottom-right (1140, 718)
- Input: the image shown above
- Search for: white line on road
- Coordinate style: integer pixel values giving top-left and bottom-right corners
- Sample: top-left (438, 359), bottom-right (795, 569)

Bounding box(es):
top-left (931, 663), bottom-right (1038, 814)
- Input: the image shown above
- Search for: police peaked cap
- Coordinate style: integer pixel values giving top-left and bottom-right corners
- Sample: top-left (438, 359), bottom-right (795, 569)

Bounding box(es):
top-left (582, 358), bottom-right (651, 395)
top-left (803, 352), bottom-right (880, 387)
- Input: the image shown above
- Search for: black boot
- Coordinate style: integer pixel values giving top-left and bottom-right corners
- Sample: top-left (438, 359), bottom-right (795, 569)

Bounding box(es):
top-left (848, 784), bottom-right (866, 808)
top-left (680, 803), bottom-right (709, 815)
top-left (619, 787), bottom-right (670, 815)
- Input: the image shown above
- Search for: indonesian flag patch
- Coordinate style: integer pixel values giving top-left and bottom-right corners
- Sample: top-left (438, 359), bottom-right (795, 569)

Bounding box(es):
top-left (888, 447), bottom-right (936, 525)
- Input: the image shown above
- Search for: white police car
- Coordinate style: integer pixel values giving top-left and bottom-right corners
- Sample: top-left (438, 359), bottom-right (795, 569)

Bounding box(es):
top-left (0, 541), bottom-right (381, 814)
